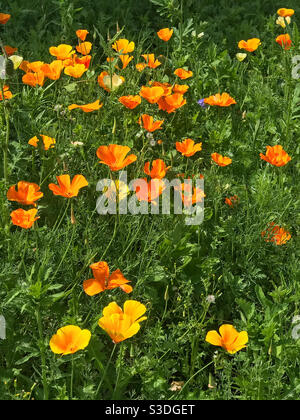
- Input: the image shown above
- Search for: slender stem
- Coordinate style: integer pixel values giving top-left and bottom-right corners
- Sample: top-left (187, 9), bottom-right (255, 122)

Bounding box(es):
top-left (112, 342), bottom-right (124, 399)
top-left (36, 306), bottom-right (49, 400)
top-left (96, 343), bottom-right (117, 398)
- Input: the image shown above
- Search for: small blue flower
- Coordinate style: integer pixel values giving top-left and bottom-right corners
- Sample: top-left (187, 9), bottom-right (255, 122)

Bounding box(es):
top-left (197, 98), bottom-right (206, 108)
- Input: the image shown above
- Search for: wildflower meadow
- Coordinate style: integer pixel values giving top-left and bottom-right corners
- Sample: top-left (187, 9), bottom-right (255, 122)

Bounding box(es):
top-left (0, 0), bottom-right (299, 402)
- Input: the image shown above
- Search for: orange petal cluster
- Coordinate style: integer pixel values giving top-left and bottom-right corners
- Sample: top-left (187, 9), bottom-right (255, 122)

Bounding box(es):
top-left (260, 145), bottom-right (291, 167)
top-left (206, 324), bottom-right (248, 354)
top-left (48, 175), bottom-right (88, 198)
top-left (83, 261), bottom-right (132, 296)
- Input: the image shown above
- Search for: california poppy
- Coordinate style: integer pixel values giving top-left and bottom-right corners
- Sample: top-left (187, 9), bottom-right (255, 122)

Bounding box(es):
top-left (236, 53), bottom-right (247, 62)
top-left (98, 300), bottom-right (147, 344)
top-left (139, 86), bottom-right (164, 104)
top-left (174, 68), bottom-right (193, 79)
top-left (149, 81), bottom-right (173, 96)
top-left (0, 85), bottom-right (12, 101)
top-left (28, 134), bottom-right (56, 150)
top-left (119, 54), bottom-right (133, 69)
top-left (206, 324), bottom-right (248, 354)
top-left (83, 261), bottom-right (132, 296)
top-left (176, 182), bottom-right (206, 207)
top-left (49, 44), bottom-right (75, 61)
top-left (261, 222), bottom-right (291, 246)
top-left (75, 41), bottom-right (92, 55)
top-left (276, 16), bottom-right (291, 28)
top-left (260, 145), bottom-right (291, 167)
top-left (4, 46), bottom-right (17, 56)
top-left (136, 63), bottom-right (147, 72)
top-left (133, 178), bottom-right (166, 204)
top-left (75, 54), bottom-right (91, 69)
top-left (157, 28), bottom-right (173, 41)
top-left (112, 39), bottom-right (135, 54)
top-left (64, 63), bottom-right (87, 78)
top-left (76, 29), bottom-right (89, 41)
top-left (141, 54), bottom-right (161, 69)
top-left (173, 84), bottom-right (189, 94)
top-left (139, 114), bottom-right (164, 132)
top-left (158, 93), bottom-right (186, 113)
top-left (48, 174), bottom-right (88, 198)
top-left (144, 159), bottom-right (170, 179)
top-left (204, 93), bottom-right (236, 107)
top-left (0, 13), bottom-right (11, 24)
top-left (10, 208), bottom-right (39, 229)
top-left (277, 8), bottom-right (294, 17)
top-left (225, 195), bottom-right (239, 208)
top-left (22, 71), bottom-right (45, 87)
top-left (211, 153), bottom-right (232, 166)
top-left (176, 138), bottom-right (202, 157)
top-left (68, 99), bottom-right (103, 112)
top-left (118, 95), bottom-right (141, 109)
top-left (40, 60), bottom-right (63, 80)
top-left (96, 144), bottom-right (137, 171)
top-left (50, 325), bottom-right (91, 355)
top-left (238, 38), bottom-right (261, 52)
top-left (7, 181), bottom-right (43, 206)
top-left (276, 34), bottom-right (292, 50)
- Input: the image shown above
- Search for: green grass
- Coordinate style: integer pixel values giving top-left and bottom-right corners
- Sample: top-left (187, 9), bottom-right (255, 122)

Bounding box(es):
top-left (0, 0), bottom-right (299, 400)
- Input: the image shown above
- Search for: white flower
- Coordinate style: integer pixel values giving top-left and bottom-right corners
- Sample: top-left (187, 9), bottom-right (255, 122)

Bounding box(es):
top-left (206, 295), bottom-right (215, 304)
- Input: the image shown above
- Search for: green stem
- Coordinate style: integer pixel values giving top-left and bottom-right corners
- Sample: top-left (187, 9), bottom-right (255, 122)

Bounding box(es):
top-left (112, 342), bottom-right (125, 399)
top-left (96, 343), bottom-right (117, 399)
top-left (36, 306), bottom-right (49, 400)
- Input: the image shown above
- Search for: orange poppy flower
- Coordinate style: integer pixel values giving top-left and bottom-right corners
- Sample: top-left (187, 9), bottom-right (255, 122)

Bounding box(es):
top-left (48, 174), bottom-right (88, 198)
top-left (112, 39), bottom-right (135, 54)
top-left (97, 71), bottom-right (125, 92)
top-left (119, 95), bottom-right (141, 109)
top-left (4, 45), bottom-right (17, 56)
top-left (25, 61), bottom-right (44, 73)
top-left (260, 145), bottom-right (291, 167)
top-left (0, 85), bottom-right (12, 101)
top-left (76, 41), bottom-right (92, 55)
top-left (144, 159), bottom-right (170, 179)
top-left (75, 54), bottom-right (91, 69)
top-left (225, 195), bottom-right (239, 207)
top-left (96, 144), bottom-right (137, 171)
top-left (139, 86), bottom-right (165, 104)
top-left (173, 84), bottom-right (189, 94)
top-left (0, 13), bottom-right (11, 24)
top-left (19, 60), bottom-right (30, 73)
top-left (149, 81), bottom-right (173, 96)
top-left (176, 138), bottom-right (202, 157)
top-left (204, 93), bottom-right (236, 107)
top-left (141, 54), bottom-right (161, 69)
top-left (158, 93), bottom-right (186, 113)
top-left (83, 261), bottom-right (132, 296)
top-left (211, 153), bottom-right (232, 166)
top-left (98, 300), bottom-right (147, 344)
top-left (10, 208), bottom-right (39, 229)
top-left (277, 8), bottom-right (294, 17)
top-left (40, 60), bottom-right (63, 80)
top-left (174, 68), bottom-right (193, 80)
top-left (49, 44), bottom-right (75, 61)
top-left (261, 222), bottom-right (291, 246)
top-left (206, 324), bottom-right (248, 354)
top-left (138, 114), bottom-right (164, 132)
top-left (22, 72), bottom-right (45, 87)
top-left (119, 54), bottom-right (133, 69)
top-left (28, 135), bottom-right (56, 150)
top-left (276, 34), bottom-right (292, 50)
top-left (238, 38), bottom-right (261, 52)
top-left (136, 63), bottom-right (147, 72)
top-left (68, 99), bottom-right (103, 113)
top-left (64, 63), bottom-right (87, 78)
top-left (133, 178), bottom-right (166, 204)
top-left (76, 29), bottom-right (89, 41)
top-left (7, 181), bottom-right (43, 206)
top-left (50, 325), bottom-right (91, 355)
top-left (178, 183), bottom-right (206, 207)
top-left (157, 28), bottom-right (173, 41)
